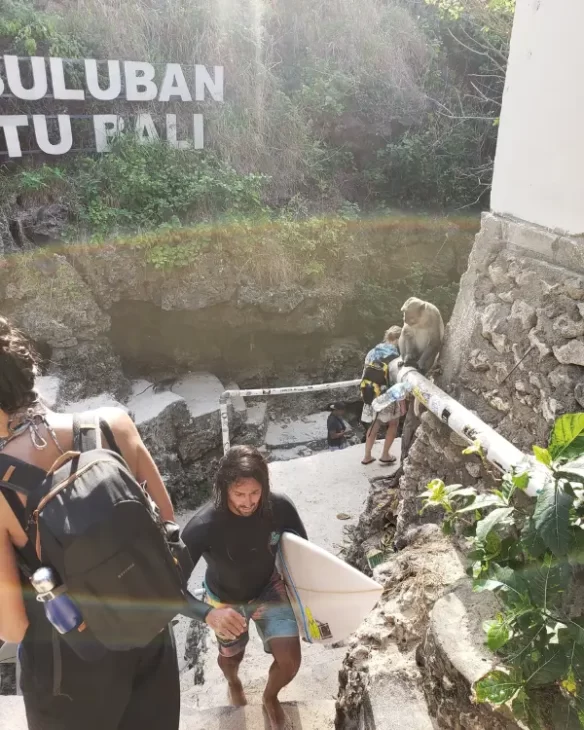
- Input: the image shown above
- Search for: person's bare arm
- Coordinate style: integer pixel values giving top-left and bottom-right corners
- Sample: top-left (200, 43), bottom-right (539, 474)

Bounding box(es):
top-left (0, 500), bottom-right (28, 643)
top-left (99, 408), bottom-right (175, 523)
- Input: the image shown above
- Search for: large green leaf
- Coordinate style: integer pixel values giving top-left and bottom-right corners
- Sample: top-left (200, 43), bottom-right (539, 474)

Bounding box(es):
top-left (533, 478), bottom-right (574, 557)
top-left (483, 618), bottom-right (511, 652)
top-left (550, 696), bottom-right (582, 730)
top-left (474, 564), bottom-right (528, 602)
top-left (556, 457), bottom-right (584, 486)
top-left (522, 555), bottom-right (571, 610)
top-left (476, 507), bottom-right (514, 543)
top-left (549, 414), bottom-right (584, 463)
top-left (526, 646), bottom-right (570, 687)
top-left (522, 519), bottom-right (548, 559)
top-left (456, 493), bottom-right (507, 514)
top-left (474, 670), bottom-right (522, 704)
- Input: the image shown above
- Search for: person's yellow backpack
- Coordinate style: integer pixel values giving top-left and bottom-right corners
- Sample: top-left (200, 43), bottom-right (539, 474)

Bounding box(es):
top-left (359, 354), bottom-right (397, 405)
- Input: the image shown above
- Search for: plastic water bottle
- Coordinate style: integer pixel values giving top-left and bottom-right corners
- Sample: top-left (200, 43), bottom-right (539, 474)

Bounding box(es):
top-left (372, 382), bottom-right (412, 412)
top-left (31, 566), bottom-right (106, 661)
top-left (31, 566), bottom-right (83, 635)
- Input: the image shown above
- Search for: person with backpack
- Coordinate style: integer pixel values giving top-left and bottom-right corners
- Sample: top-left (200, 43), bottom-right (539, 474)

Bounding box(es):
top-left (359, 325), bottom-right (405, 466)
top-left (0, 316), bottom-right (187, 730)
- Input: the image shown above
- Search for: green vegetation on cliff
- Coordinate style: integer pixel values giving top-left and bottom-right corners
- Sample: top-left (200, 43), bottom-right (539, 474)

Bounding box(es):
top-left (1, 0), bottom-right (514, 231)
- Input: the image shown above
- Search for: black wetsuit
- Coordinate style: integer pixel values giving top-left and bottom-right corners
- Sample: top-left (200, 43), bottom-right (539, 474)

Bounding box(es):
top-left (181, 493), bottom-right (307, 620)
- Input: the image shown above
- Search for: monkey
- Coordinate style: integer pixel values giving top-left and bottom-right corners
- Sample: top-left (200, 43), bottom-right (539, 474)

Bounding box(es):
top-left (398, 297), bottom-right (445, 375)
top-left (398, 298), bottom-right (445, 461)
top-left (132, 376), bottom-right (178, 398)
top-left (152, 376), bottom-right (178, 394)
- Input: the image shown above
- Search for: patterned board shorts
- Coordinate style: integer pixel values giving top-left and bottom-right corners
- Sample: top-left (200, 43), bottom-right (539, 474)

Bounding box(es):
top-left (204, 571), bottom-right (299, 657)
top-left (361, 399), bottom-right (404, 425)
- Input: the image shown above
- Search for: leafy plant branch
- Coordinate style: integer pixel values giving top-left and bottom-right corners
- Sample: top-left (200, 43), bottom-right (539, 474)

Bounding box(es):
top-left (422, 413), bottom-right (584, 728)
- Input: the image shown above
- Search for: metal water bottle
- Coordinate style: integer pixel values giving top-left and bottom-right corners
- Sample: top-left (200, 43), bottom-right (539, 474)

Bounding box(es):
top-left (30, 566), bottom-right (83, 635)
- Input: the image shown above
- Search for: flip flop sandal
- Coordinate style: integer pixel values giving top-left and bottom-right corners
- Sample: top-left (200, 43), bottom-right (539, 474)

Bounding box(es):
top-left (379, 457), bottom-right (397, 465)
top-left (361, 458), bottom-right (376, 465)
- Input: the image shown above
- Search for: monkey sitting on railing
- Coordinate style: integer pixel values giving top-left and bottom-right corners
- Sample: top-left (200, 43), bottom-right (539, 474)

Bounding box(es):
top-left (398, 297), bottom-right (445, 462)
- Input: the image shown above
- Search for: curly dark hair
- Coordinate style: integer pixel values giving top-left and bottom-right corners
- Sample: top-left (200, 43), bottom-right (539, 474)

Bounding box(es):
top-left (0, 317), bottom-right (40, 413)
top-left (214, 444), bottom-right (272, 517)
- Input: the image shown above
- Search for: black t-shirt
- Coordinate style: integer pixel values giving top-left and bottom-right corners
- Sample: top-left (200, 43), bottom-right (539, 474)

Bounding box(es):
top-left (327, 413), bottom-right (346, 447)
top-left (181, 492), bottom-right (307, 615)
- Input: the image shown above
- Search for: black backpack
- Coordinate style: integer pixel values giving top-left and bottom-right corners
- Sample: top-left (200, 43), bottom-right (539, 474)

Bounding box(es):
top-left (360, 353), bottom-right (399, 406)
top-left (0, 412), bottom-right (193, 655)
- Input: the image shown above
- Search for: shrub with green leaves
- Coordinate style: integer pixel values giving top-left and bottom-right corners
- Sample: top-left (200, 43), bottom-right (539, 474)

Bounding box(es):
top-left (0, 0), bottom-right (87, 56)
top-left (27, 136), bottom-right (268, 237)
top-left (422, 413), bottom-right (584, 728)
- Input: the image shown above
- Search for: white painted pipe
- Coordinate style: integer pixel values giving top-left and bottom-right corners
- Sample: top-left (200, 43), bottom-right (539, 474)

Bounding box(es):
top-left (219, 378), bottom-right (360, 452)
top-left (389, 362), bottom-right (549, 497)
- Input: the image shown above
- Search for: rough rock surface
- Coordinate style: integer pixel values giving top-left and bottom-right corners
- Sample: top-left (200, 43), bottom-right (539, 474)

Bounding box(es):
top-left (338, 214), bottom-right (584, 730)
top-left (336, 525), bottom-right (465, 730)
top-left (418, 582), bottom-right (520, 730)
top-left (11, 204), bottom-right (70, 247)
top-left (0, 210), bottom-right (17, 256)
top-left (125, 374), bottom-right (242, 509)
top-left (0, 253), bottom-right (128, 403)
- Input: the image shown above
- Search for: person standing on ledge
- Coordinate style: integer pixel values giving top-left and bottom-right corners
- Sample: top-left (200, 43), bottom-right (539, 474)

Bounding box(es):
top-left (181, 445), bottom-right (308, 730)
top-left (360, 325), bottom-right (404, 466)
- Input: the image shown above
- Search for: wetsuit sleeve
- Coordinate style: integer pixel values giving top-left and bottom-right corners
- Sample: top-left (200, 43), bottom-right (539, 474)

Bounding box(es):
top-left (277, 494), bottom-right (308, 541)
top-left (180, 516), bottom-right (213, 622)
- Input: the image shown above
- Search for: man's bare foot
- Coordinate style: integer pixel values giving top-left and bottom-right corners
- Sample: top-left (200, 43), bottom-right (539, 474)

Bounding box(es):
top-left (263, 693), bottom-right (287, 729)
top-left (228, 679), bottom-right (247, 706)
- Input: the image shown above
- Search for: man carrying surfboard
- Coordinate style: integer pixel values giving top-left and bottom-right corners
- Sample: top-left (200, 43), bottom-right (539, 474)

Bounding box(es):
top-left (181, 445), bottom-right (308, 730)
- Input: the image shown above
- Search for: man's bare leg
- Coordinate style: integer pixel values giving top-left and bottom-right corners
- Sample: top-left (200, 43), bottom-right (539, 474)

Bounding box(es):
top-left (218, 651), bottom-right (247, 706)
top-left (380, 418), bottom-right (399, 462)
top-left (363, 420), bottom-right (381, 464)
top-left (263, 637), bottom-right (301, 729)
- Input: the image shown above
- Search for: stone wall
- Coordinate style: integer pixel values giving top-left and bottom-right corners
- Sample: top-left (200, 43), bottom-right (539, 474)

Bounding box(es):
top-left (395, 212), bottom-right (584, 547)
top-left (337, 213), bottom-right (584, 729)
top-left (392, 213), bottom-right (584, 727)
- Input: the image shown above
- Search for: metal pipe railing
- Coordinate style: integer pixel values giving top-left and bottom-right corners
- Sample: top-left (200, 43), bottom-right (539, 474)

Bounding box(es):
top-left (220, 363), bottom-right (550, 496)
top-left (219, 378), bottom-right (360, 452)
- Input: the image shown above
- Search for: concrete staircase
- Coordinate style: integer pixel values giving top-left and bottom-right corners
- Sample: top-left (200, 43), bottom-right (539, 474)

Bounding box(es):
top-left (181, 700), bottom-right (336, 729)
top-left (0, 695), bottom-right (335, 730)
top-left (0, 443), bottom-right (440, 730)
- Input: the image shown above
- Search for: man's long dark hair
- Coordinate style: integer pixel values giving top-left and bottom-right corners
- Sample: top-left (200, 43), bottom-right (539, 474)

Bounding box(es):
top-left (214, 445), bottom-right (272, 518)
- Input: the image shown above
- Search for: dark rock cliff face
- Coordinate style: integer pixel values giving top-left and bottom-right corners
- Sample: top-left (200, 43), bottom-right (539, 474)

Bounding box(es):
top-left (0, 222), bottom-right (473, 399)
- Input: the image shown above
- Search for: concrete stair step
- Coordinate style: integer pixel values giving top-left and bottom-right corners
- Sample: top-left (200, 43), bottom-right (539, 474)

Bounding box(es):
top-left (0, 695), bottom-right (336, 730)
top-left (183, 660), bottom-right (341, 711)
top-left (180, 700), bottom-right (336, 730)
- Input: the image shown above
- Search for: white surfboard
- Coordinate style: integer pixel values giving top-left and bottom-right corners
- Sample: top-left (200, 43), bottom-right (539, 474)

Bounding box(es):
top-left (277, 532), bottom-right (383, 645)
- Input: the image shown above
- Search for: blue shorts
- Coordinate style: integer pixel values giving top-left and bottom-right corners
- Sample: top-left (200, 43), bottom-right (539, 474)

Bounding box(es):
top-left (205, 571), bottom-right (299, 657)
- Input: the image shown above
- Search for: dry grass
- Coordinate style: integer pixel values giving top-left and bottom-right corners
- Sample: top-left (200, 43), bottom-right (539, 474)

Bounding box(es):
top-left (49, 0), bottom-right (430, 202)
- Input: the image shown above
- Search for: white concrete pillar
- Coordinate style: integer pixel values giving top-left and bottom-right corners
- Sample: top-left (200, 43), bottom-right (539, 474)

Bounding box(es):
top-left (491, 0), bottom-right (584, 235)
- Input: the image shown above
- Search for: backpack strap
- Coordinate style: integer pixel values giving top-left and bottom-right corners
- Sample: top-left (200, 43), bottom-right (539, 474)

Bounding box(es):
top-left (0, 454), bottom-right (46, 575)
top-left (0, 453), bottom-right (48, 497)
top-left (72, 412), bottom-right (101, 452)
top-left (98, 418), bottom-right (122, 456)
top-left (72, 412), bottom-right (122, 456)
